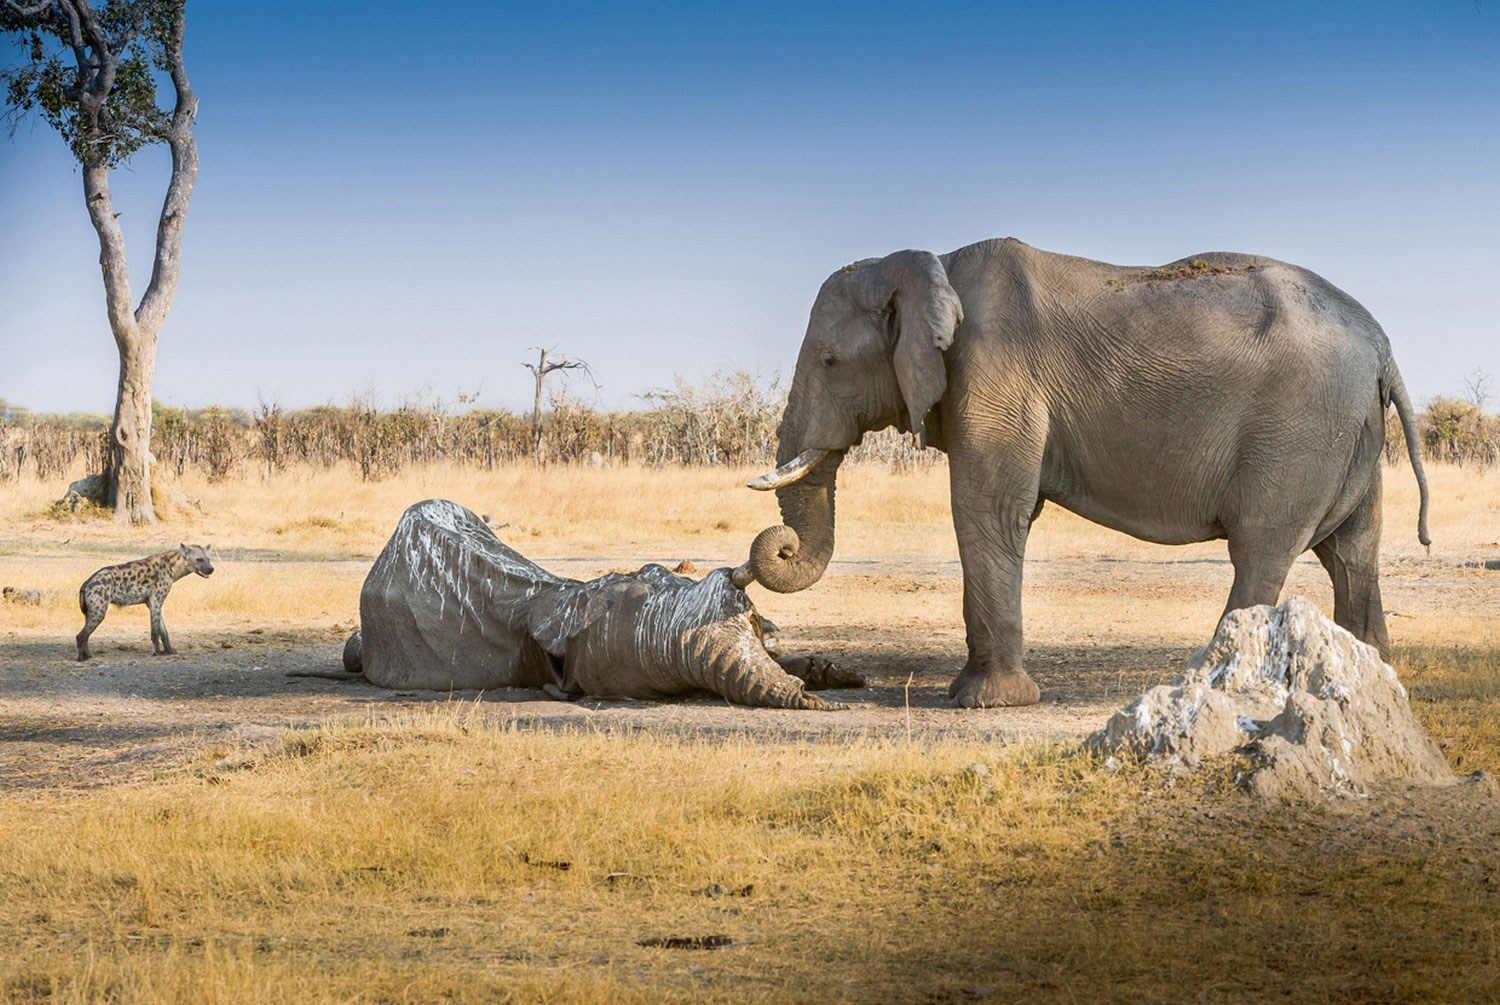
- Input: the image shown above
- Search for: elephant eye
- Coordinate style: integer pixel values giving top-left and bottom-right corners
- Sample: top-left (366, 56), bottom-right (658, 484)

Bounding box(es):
top-left (821, 351), bottom-right (837, 367)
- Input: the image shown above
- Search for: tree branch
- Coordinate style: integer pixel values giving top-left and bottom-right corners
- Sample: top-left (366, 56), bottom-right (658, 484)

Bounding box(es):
top-left (2, 0), bottom-right (55, 17)
top-left (134, 0), bottom-right (195, 335)
top-left (47, 0), bottom-right (91, 92)
top-left (83, 162), bottom-right (139, 349)
top-left (68, 0), bottom-right (109, 59)
top-left (107, 2), bottom-right (142, 53)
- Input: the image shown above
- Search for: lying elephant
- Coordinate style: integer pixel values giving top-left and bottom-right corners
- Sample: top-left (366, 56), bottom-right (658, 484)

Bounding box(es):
top-left (336, 499), bottom-right (860, 710)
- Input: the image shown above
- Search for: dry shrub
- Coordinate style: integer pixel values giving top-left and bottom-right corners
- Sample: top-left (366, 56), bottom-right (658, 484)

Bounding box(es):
top-left (6, 382), bottom-right (1495, 486)
top-left (1385, 397), bottom-right (1500, 466)
top-left (0, 373), bottom-right (937, 482)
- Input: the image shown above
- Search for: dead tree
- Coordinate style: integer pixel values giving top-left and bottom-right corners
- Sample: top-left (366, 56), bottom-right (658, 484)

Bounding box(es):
top-left (2, 0), bottom-right (198, 524)
top-left (522, 347), bottom-right (592, 465)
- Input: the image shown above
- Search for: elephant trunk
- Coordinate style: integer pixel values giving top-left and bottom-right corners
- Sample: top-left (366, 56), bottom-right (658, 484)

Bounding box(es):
top-left (746, 451), bottom-right (842, 594)
top-left (703, 628), bottom-right (846, 710)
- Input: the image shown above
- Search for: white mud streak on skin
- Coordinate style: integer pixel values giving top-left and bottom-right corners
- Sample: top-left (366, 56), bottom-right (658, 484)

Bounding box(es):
top-left (1088, 596), bottom-right (1456, 799)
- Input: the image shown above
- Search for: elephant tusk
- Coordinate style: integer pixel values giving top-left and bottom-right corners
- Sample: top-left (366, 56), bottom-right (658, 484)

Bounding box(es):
top-left (730, 563), bottom-right (755, 589)
top-left (746, 449), bottom-right (829, 491)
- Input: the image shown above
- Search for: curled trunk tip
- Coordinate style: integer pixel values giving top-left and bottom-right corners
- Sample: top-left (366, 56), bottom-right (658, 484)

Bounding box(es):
top-left (744, 452), bottom-right (840, 594)
top-left (747, 523), bottom-right (830, 593)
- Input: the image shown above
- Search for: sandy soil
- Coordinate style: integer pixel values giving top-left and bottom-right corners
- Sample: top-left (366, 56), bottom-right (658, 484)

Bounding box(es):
top-left (3, 543), bottom-right (1488, 791)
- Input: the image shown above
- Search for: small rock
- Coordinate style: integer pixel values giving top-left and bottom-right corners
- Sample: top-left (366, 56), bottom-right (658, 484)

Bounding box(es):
top-left (965, 987), bottom-right (995, 999)
top-left (672, 560), bottom-right (697, 575)
top-left (966, 762), bottom-right (992, 780)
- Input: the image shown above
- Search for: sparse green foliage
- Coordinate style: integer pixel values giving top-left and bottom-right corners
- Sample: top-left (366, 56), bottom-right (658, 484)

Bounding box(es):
top-left (1, 0), bottom-right (182, 167)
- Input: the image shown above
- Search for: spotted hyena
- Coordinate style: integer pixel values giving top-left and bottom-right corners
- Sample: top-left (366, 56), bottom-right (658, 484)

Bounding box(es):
top-left (76, 544), bottom-right (215, 660)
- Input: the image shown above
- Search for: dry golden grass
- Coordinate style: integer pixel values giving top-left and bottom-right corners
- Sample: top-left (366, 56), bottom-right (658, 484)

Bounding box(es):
top-left (1, 707), bottom-right (1497, 1003)
top-left (1, 460), bottom-right (1492, 680)
top-left (3, 459), bottom-right (1494, 626)
top-left (5, 458), bottom-right (1492, 561)
top-left (2, 461), bottom-right (1497, 1001)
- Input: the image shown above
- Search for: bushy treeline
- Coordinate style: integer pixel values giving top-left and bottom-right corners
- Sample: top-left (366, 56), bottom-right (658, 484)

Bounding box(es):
top-left (1382, 397), bottom-right (1500, 467)
top-left (0, 372), bottom-right (939, 482)
top-left (4, 381), bottom-right (1496, 483)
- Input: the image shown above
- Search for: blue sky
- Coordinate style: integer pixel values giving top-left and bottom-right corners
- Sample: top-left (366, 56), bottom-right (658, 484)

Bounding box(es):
top-left (2, 0), bottom-right (1496, 414)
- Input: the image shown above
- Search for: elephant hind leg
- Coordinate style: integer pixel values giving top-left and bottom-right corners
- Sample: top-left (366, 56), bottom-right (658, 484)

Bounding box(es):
top-left (1312, 471), bottom-right (1388, 659)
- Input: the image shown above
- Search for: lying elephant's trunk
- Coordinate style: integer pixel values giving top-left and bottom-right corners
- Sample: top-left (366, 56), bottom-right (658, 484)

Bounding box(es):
top-left (744, 451), bottom-right (842, 594)
top-left (695, 623), bottom-right (845, 711)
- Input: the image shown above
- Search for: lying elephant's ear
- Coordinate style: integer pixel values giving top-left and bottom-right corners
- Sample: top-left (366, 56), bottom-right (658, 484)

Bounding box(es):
top-left (865, 250), bottom-right (962, 437)
top-left (528, 579), bottom-right (646, 657)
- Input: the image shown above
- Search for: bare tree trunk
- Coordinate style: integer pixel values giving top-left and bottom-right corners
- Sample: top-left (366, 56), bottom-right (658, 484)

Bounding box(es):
top-left (531, 354), bottom-right (546, 466)
top-left (81, 161), bottom-right (154, 523)
top-left (522, 347), bottom-right (589, 467)
top-left (109, 336), bottom-right (157, 521)
top-left (68, 5), bottom-right (198, 525)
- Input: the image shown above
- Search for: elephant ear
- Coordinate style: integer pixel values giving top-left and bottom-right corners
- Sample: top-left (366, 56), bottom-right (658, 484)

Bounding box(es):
top-left (859, 250), bottom-right (963, 437)
top-left (528, 578), bottom-right (647, 657)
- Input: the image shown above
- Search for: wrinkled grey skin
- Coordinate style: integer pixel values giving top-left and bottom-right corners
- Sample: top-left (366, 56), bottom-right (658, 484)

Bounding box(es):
top-left (342, 500), bottom-right (859, 709)
top-left (746, 238), bottom-right (1431, 708)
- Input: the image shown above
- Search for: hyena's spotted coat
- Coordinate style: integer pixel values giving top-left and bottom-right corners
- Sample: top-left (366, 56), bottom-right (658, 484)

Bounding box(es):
top-left (76, 544), bottom-right (215, 660)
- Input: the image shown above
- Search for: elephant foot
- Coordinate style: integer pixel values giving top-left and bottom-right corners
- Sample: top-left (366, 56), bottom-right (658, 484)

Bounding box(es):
top-left (542, 683), bottom-right (578, 702)
top-left (948, 666), bottom-right (1040, 709)
top-left (778, 655), bottom-right (867, 690)
top-left (791, 690), bottom-right (848, 711)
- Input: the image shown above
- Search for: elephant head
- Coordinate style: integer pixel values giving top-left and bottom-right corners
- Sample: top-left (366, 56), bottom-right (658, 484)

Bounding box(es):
top-left (742, 250), bottom-right (963, 594)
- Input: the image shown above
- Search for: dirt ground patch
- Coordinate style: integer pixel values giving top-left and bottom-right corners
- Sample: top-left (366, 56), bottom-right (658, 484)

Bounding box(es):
top-left (1, 533), bottom-right (1494, 784)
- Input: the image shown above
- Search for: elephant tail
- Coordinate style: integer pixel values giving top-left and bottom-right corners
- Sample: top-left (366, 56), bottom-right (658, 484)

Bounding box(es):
top-left (1384, 359), bottom-right (1431, 550)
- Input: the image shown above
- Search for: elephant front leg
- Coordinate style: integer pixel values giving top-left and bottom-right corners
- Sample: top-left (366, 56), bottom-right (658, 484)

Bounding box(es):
top-left (947, 493), bottom-right (1041, 709)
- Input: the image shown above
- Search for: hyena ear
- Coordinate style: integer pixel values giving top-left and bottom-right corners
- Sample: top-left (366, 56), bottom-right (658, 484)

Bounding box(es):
top-left (179, 542), bottom-right (188, 552)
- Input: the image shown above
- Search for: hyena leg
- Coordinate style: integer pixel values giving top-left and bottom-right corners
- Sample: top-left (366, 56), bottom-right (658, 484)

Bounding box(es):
top-left (77, 598), bottom-right (107, 661)
top-left (149, 594), bottom-right (176, 655)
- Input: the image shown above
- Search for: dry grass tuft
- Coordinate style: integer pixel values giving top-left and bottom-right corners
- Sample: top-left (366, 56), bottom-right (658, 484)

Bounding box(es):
top-left (0, 709), bottom-right (1496, 1002)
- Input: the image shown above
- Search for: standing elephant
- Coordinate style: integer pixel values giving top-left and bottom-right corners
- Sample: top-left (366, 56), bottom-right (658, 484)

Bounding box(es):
top-left (742, 238), bottom-right (1430, 708)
